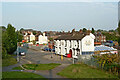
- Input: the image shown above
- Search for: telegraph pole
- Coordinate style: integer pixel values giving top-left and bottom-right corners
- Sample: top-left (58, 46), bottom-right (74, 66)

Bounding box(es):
top-left (17, 42), bottom-right (19, 62)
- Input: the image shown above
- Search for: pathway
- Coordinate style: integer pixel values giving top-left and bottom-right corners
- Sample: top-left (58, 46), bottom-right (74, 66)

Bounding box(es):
top-left (2, 48), bottom-right (72, 79)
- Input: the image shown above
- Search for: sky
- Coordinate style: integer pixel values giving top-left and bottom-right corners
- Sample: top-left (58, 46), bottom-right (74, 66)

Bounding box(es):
top-left (1, 2), bottom-right (119, 31)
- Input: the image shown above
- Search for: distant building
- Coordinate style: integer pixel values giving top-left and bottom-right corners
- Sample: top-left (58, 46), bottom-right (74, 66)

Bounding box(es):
top-left (54, 31), bottom-right (95, 58)
top-left (94, 45), bottom-right (118, 54)
top-left (29, 32), bottom-right (35, 42)
top-left (94, 32), bottom-right (106, 43)
top-left (23, 32), bottom-right (35, 42)
top-left (36, 33), bottom-right (48, 44)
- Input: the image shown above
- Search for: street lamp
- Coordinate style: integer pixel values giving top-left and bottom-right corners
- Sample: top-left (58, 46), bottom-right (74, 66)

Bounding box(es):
top-left (50, 41), bottom-right (53, 58)
top-left (17, 42), bottom-right (19, 62)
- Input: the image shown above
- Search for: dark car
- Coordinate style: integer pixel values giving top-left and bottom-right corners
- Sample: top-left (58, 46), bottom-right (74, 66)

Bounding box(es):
top-left (43, 47), bottom-right (49, 51)
top-left (52, 48), bottom-right (55, 52)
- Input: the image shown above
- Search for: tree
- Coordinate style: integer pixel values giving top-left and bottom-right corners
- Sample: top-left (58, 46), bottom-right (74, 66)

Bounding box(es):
top-left (6, 24), bottom-right (17, 54)
top-left (118, 21), bottom-right (120, 46)
top-left (16, 30), bottom-right (23, 42)
top-left (20, 28), bottom-right (24, 33)
top-left (72, 29), bottom-right (75, 33)
top-left (118, 21), bottom-right (120, 35)
top-left (83, 28), bottom-right (87, 32)
top-left (91, 28), bottom-right (95, 34)
top-left (33, 31), bottom-right (37, 35)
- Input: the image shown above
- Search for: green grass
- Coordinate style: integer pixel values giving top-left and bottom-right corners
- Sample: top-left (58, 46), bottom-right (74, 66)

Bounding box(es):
top-left (57, 64), bottom-right (119, 78)
top-left (2, 71), bottom-right (46, 79)
top-left (13, 63), bottom-right (61, 70)
top-left (2, 54), bottom-right (17, 67)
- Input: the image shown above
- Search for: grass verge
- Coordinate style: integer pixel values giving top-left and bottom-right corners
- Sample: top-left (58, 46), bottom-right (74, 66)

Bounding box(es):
top-left (2, 54), bottom-right (17, 67)
top-left (13, 63), bottom-right (61, 70)
top-left (57, 64), bottom-right (119, 78)
top-left (2, 71), bottom-right (46, 79)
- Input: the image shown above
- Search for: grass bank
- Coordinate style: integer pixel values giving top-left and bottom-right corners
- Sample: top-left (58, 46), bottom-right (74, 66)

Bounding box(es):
top-left (57, 63), bottom-right (119, 78)
top-left (2, 71), bottom-right (46, 79)
top-left (13, 63), bottom-right (61, 70)
top-left (2, 54), bottom-right (17, 67)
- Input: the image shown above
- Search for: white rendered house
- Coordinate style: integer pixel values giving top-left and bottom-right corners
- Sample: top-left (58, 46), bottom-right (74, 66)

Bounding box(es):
top-left (29, 32), bottom-right (35, 42)
top-left (23, 32), bottom-right (35, 42)
top-left (54, 32), bottom-right (95, 58)
top-left (37, 33), bottom-right (48, 44)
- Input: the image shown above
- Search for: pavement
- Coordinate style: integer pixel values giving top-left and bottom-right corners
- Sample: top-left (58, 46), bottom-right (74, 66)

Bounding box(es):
top-left (2, 46), bottom-right (73, 79)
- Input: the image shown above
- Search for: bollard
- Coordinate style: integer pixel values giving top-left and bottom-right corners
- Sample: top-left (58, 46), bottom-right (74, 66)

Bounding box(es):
top-left (61, 55), bottom-right (63, 60)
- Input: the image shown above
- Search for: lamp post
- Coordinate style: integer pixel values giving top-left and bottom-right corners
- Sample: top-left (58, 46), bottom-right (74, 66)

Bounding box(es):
top-left (50, 41), bottom-right (53, 58)
top-left (17, 42), bottom-right (19, 62)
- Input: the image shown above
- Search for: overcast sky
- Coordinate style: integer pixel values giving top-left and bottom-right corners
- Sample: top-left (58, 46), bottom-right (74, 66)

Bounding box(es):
top-left (2, 2), bottom-right (118, 31)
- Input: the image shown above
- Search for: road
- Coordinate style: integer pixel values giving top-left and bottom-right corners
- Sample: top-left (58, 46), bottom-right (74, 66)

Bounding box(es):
top-left (20, 46), bottom-right (73, 64)
top-left (3, 45), bottom-right (73, 79)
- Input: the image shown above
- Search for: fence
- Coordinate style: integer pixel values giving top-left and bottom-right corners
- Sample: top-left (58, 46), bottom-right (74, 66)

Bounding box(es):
top-left (78, 54), bottom-right (100, 68)
top-left (77, 51), bottom-right (120, 77)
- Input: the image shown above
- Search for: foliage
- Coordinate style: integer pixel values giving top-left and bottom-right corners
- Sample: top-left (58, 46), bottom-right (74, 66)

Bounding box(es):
top-left (2, 47), bottom-right (7, 59)
top-left (2, 24), bottom-right (23, 59)
top-left (32, 40), bottom-right (36, 45)
top-left (2, 54), bottom-right (17, 67)
top-left (33, 31), bottom-right (37, 35)
top-left (83, 28), bottom-right (87, 32)
top-left (93, 54), bottom-right (120, 75)
top-left (118, 21), bottom-right (120, 46)
top-left (91, 28), bottom-right (95, 34)
top-left (109, 29), bottom-right (115, 32)
top-left (48, 37), bottom-right (53, 41)
top-left (118, 37), bottom-right (120, 46)
top-left (16, 30), bottom-right (23, 42)
top-left (102, 32), bottom-right (119, 41)
top-left (118, 21), bottom-right (120, 35)
top-left (19, 28), bottom-right (24, 33)
top-left (5, 24), bottom-right (17, 54)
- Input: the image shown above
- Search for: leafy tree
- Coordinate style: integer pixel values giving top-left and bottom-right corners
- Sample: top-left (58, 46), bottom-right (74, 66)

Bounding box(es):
top-left (83, 28), bottom-right (87, 32)
top-left (33, 31), bottom-right (37, 35)
top-left (109, 30), bottom-right (115, 32)
top-left (93, 54), bottom-right (120, 74)
top-left (118, 21), bottom-right (120, 46)
top-left (91, 28), bottom-right (95, 34)
top-left (48, 37), bottom-right (53, 41)
top-left (20, 28), bottom-right (24, 33)
top-left (102, 32), bottom-right (119, 41)
top-left (6, 24), bottom-right (17, 54)
top-left (97, 29), bottom-right (103, 32)
top-left (16, 30), bottom-right (23, 42)
top-left (118, 21), bottom-right (120, 35)
top-left (72, 29), bottom-right (75, 33)
top-left (118, 37), bottom-right (120, 46)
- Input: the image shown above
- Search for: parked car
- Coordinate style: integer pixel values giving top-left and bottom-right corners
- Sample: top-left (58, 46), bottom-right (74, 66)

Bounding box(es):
top-left (51, 48), bottom-right (55, 52)
top-left (43, 47), bottom-right (49, 51)
top-left (19, 52), bottom-right (26, 56)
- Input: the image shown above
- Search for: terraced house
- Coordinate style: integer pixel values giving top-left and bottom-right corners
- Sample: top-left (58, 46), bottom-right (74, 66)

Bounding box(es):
top-left (54, 31), bottom-right (95, 58)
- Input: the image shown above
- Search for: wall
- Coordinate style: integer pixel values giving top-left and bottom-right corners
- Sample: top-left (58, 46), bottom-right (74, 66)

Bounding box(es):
top-left (81, 35), bottom-right (94, 52)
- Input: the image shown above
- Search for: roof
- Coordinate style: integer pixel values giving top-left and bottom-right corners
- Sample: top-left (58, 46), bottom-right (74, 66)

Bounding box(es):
top-left (95, 45), bottom-right (117, 51)
top-left (55, 33), bottom-right (86, 40)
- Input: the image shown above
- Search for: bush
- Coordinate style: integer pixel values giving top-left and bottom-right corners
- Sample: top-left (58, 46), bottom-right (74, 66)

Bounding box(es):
top-left (93, 54), bottom-right (119, 75)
